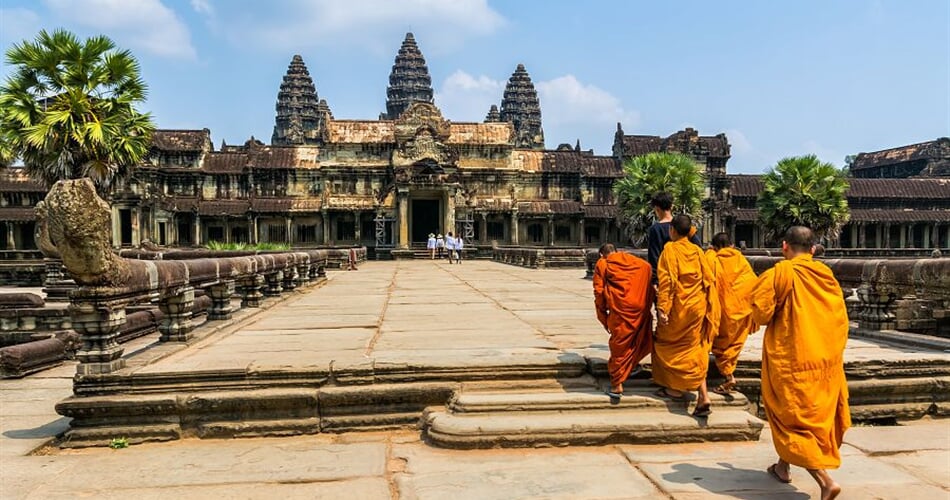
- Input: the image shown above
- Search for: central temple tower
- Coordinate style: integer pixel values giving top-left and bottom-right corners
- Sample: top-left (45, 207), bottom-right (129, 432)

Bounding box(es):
top-left (383, 33), bottom-right (434, 120)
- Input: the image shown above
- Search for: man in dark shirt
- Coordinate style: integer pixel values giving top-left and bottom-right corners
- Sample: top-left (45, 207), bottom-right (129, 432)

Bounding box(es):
top-left (647, 192), bottom-right (701, 283)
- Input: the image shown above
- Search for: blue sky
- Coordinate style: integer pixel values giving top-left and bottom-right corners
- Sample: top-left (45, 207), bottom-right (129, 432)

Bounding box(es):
top-left (1, 0), bottom-right (948, 173)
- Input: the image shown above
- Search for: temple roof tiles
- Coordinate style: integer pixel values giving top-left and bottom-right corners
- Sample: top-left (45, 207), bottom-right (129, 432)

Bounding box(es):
top-left (0, 207), bottom-right (37, 221)
top-left (728, 175), bottom-right (950, 200)
top-left (202, 153), bottom-right (248, 174)
top-left (0, 169), bottom-right (45, 192)
top-left (198, 199), bottom-right (250, 216)
top-left (539, 151), bottom-right (621, 177)
top-left (517, 199), bottom-right (583, 215)
top-left (582, 204), bottom-right (619, 219)
top-left (151, 129), bottom-right (211, 152)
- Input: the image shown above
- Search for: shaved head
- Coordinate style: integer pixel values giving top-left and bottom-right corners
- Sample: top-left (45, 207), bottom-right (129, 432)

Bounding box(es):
top-left (783, 226), bottom-right (815, 253)
top-left (711, 232), bottom-right (731, 250)
top-left (671, 214), bottom-right (692, 238)
top-left (599, 243), bottom-right (616, 256)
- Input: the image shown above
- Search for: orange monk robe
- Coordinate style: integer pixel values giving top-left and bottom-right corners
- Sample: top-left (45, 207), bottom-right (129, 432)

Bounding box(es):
top-left (653, 237), bottom-right (721, 392)
top-left (711, 247), bottom-right (759, 377)
top-left (751, 254), bottom-right (850, 470)
top-left (593, 252), bottom-right (655, 389)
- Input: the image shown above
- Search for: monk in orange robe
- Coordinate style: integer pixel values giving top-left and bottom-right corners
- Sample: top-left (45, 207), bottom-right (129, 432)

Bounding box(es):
top-left (750, 226), bottom-right (849, 500)
top-left (653, 215), bottom-right (720, 417)
top-left (708, 232), bottom-right (758, 394)
top-left (593, 243), bottom-right (654, 399)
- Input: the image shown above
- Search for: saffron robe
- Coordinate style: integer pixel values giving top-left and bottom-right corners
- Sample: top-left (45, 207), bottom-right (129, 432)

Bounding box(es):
top-left (653, 236), bottom-right (720, 392)
top-left (711, 247), bottom-right (758, 376)
top-left (751, 254), bottom-right (850, 470)
top-left (593, 252), bottom-right (654, 388)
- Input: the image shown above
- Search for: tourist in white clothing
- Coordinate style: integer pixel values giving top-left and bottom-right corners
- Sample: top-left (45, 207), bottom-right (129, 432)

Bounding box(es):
top-left (426, 233), bottom-right (437, 259)
top-left (444, 232), bottom-right (457, 262)
top-left (436, 234), bottom-right (445, 259)
top-left (455, 235), bottom-right (464, 264)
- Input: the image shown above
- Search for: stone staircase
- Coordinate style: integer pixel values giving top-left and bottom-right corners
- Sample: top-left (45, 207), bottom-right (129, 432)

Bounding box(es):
top-left (423, 382), bottom-right (765, 449)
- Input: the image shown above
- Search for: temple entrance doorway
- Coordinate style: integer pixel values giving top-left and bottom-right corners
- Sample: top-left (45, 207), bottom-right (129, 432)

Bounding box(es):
top-left (411, 198), bottom-right (440, 244)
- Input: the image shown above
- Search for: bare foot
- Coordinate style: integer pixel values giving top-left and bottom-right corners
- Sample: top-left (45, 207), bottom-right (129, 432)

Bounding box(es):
top-left (821, 482), bottom-right (841, 500)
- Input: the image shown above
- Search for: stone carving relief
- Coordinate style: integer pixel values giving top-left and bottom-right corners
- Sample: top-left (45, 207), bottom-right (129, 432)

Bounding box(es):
top-left (391, 102), bottom-right (458, 168)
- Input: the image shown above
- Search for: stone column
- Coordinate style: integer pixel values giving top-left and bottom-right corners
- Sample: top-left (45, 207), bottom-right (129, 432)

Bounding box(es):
top-left (445, 190), bottom-right (456, 237)
top-left (297, 262), bottom-right (311, 287)
top-left (397, 190), bottom-right (409, 249)
top-left (510, 209), bottom-right (519, 245)
top-left (208, 281), bottom-right (235, 320)
top-left (354, 210), bottom-right (362, 243)
top-left (547, 216), bottom-right (555, 247)
top-left (479, 213), bottom-right (488, 244)
top-left (6, 222), bottom-right (15, 250)
top-left (577, 218), bottom-right (585, 247)
top-left (194, 215), bottom-right (202, 247)
top-left (601, 221), bottom-right (608, 245)
top-left (899, 224), bottom-right (907, 248)
top-left (923, 225), bottom-right (931, 249)
top-left (241, 275), bottom-right (264, 308)
top-left (857, 223), bottom-right (867, 248)
top-left (69, 294), bottom-right (128, 375)
top-left (321, 209), bottom-right (330, 245)
top-left (131, 207), bottom-right (141, 247)
top-left (283, 265), bottom-right (298, 291)
top-left (285, 216), bottom-right (293, 245)
top-left (850, 224), bottom-right (858, 248)
top-left (159, 287), bottom-right (196, 342)
top-left (225, 218), bottom-right (232, 244)
top-left (884, 223), bottom-right (891, 248)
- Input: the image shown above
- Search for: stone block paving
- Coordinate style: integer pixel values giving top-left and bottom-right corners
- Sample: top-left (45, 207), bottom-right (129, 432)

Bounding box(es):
top-left (2, 261), bottom-right (950, 498)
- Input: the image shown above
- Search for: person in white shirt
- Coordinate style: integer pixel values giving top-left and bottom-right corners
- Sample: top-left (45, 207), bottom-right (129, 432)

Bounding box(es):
top-left (444, 232), bottom-right (457, 263)
top-left (436, 234), bottom-right (445, 259)
top-left (455, 235), bottom-right (464, 264)
top-left (426, 233), bottom-right (437, 259)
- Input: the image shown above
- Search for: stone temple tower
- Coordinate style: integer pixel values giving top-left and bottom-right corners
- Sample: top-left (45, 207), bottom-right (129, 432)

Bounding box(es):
top-left (384, 33), bottom-right (434, 120)
top-left (500, 64), bottom-right (544, 149)
top-left (272, 55), bottom-right (329, 145)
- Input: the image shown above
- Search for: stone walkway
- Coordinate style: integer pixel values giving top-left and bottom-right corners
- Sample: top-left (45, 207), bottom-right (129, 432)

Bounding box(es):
top-left (2, 260), bottom-right (949, 499)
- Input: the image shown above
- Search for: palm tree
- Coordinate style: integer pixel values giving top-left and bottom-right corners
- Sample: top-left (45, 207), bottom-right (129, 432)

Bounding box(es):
top-left (758, 155), bottom-right (850, 245)
top-left (0, 29), bottom-right (155, 189)
top-left (613, 152), bottom-right (705, 246)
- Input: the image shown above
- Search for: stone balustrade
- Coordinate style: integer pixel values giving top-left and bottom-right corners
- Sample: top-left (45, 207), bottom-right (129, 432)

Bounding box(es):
top-left (492, 246), bottom-right (588, 269)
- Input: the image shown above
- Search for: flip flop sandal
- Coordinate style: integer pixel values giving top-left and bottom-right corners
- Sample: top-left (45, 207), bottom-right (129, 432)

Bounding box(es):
top-left (692, 403), bottom-right (712, 418)
top-left (712, 381), bottom-right (737, 395)
top-left (605, 389), bottom-right (623, 400)
top-left (767, 463), bottom-right (792, 484)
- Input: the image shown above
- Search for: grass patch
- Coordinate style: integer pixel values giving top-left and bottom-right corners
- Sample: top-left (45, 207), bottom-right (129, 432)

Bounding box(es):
top-left (204, 241), bottom-right (291, 251)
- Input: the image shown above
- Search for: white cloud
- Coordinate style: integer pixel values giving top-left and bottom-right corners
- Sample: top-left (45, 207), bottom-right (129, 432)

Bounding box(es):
top-left (0, 8), bottom-right (42, 45)
top-left (434, 70), bottom-right (505, 122)
top-left (43, 0), bottom-right (197, 60)
top-left (536, 75), bottom-right (639, 129)
top-left (215, 0), bottom-right (505, 54)
top-left (725, 129), bottom-right (753, 155)
top-left (191, 0), bottom-right (214, 16)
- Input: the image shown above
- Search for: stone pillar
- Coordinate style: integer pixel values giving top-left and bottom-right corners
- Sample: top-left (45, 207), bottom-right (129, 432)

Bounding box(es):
top-left (265, 271), bottom-right (284, 296)
top-left (510, 209), bottom-right (519, 245)
top-left (283, 265), bottom-right (298, 291)
top-left (193, 215), bottom-right (202, 247)
top-left (251, 215), bottom-right (259, 244)
top-left (924, 225), bottom-right (931, 249)
top-left (857, 223), bottom-right (867, 248)
top-left (547, 216), bottom-right (555, 247)
top-left (208, 281), bottom-right (235, 320)
top-left (601, 221), bottom-right (608, 245)
top-left (131, 207), bottom-right (141, 247)
top-left (397, 190), bottom-right (409, 249)
top-left (884, 223), bottom-right (891, 248)
top-left (321, 209), bottom-right (330, 245)
top-left (6, 222), bottom-right (15, 250)
top-left (225, 218), bottom-right (232, 244)
top-left (899, 224), bottom-right (907, 248)
top-left (354, 210), bottom-right (362, 243)
top-left (297, 262), bottom-right (311, 287)
top-left (850, 224), bottom-right (858, 248)
top-left (69, 294), bottom-right (128, 375)
top-left (479, 213), bottom-right (488, 244)
top-left (241, 275), bottom-right (264, 308)
top-left (445, 190), bottom-right (456, 237)
top-left (578, 218), bottom-right (585, 247)
top-left (285, 216), bottom-right (293, 245)
top-left (159, 287), bottom-right (196, 342)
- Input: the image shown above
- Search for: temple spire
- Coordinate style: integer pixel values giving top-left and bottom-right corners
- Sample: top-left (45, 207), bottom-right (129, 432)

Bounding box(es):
top-left (500, 63), bottom-right (544, 149)
top-left (484, 104), bottom-right (501, 123)
top-left (384, 32), bottom-right (434, 120)
top-left (272, 55), bottom-right (327, 145)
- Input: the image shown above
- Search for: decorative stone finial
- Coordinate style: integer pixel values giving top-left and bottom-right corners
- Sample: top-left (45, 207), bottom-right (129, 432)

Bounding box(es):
top-left (272, 54), bottom-right (327, 145)
top-left (500, 63), bottom-right (544, 149)
top-left (384, 33), bottom-right (434, 119)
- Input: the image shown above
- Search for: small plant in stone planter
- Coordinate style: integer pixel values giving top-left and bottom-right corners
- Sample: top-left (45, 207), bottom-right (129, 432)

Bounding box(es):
top-left (109, 437), bottom-right (129, 449)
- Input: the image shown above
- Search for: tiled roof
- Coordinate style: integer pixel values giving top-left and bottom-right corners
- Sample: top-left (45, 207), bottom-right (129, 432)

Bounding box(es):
top-left (250, 198), bottom-right (293, 212)
top-left (732, 207), bottom-right (950, 223)
top-left (583, 204), bottom-right (618, 219)
top-left (476, 199), bottom-right (513, 211)
top-left (326, 120), bottom-right (395, 143)
top-left (851, 138), bottom-right (950, 170)
top-left (202, 153), bottom-right (248, 174)
top-left (198, 200), bottom-right (250, 216)
top-left (249, 147), bottom-right (318, 169)
top-left (151, 129), bottom-right (210, 152)
top-left (448, 122), bottom-right (513, 145)
top-left (539, 151), bottom-right (621, 177)
top-left (0, 170), bottom-right (45, 192)
top-left (517, 200), bottom-right (583, 215)
top-left (732, 208), bottom-right (758, 222)
top-left (162, 196), bottom-right (199, 212)
top-left (0, 207), bottom-right (37, 221)
top-left (727, 175), bottom-right (950, 200)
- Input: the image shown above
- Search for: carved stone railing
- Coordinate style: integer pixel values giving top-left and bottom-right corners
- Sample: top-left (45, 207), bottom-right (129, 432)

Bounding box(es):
top-left (492, 246), bottom-right (588, 269)
top-left (37, 179), bottom-right (330, 375)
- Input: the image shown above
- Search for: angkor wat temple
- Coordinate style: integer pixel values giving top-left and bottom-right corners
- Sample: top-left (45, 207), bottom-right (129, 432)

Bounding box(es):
top-left (1, 33), bottom-right (949, 255)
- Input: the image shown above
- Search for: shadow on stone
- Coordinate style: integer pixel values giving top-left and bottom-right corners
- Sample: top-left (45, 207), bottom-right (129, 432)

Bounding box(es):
top-left (2, 417), bottom-right (71, 439)
top-left (661, 462), bottom-right (810, 500)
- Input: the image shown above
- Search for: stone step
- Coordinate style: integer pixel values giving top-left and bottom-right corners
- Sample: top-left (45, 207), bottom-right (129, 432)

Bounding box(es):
top-left (424, 407), bottom-right (764, 449)
top-left (449, 386), bottom-right (751, 414)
